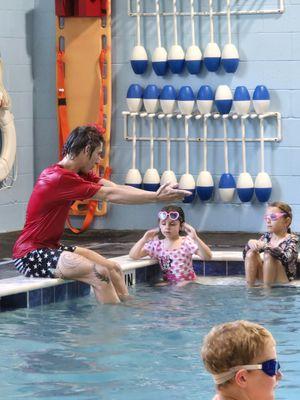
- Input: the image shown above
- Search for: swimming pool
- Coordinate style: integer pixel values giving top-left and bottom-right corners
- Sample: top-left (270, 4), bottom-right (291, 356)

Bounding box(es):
top-left (1, 283), bottom-right (299, 400)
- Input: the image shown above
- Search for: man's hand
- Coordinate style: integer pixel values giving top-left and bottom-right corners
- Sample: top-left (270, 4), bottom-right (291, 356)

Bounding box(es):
top-left (156, 182), bottom-right (191, 202)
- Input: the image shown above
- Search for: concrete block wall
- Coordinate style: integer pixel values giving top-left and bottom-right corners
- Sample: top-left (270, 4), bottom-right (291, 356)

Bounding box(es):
top-left (1, 0), bottom-right (300, 235)
top-left (0, 1), bottom-right (35, 232)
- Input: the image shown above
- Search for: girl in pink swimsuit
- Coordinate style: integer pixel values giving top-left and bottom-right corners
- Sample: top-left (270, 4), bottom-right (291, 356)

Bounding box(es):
top-left (129, 205), bottom-right (212, 286)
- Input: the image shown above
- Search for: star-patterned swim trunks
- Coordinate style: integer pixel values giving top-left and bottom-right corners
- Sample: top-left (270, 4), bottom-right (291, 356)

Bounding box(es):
top-left (13, 245), bottom-right (76, 278)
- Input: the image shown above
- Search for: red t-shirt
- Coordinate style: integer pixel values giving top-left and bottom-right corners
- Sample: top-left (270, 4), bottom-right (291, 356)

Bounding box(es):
top-left (13, 164), bottom-right (102, 258)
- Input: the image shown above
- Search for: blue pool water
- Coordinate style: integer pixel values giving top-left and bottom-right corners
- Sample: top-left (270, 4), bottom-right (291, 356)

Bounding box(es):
top-left (1, 283), bottom-right (300, 400)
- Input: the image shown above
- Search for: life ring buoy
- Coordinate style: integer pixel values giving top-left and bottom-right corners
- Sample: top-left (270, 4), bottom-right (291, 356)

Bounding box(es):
top-left (0, 108), bottom-right (16, 182)
top-left (0, 58), bottom-right (16, 183)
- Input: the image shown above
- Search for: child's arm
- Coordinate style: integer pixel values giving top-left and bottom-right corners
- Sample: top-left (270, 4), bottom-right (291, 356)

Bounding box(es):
top-left (183, 223), bottom-right (212, 260)
top-left (243, 234), bottom-right (268, 259)
top-left (264, 234), bottom-right (299, 266)
top-left (129, 228), bottom-right (159, 260)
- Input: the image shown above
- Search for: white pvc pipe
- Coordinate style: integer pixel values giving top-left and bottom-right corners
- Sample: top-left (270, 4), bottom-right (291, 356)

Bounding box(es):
top-left (184, 117), bottom-right (190, 174)
top-left (208, 0), bottom-right (214, 43)
top-left (241, 117), bottom-right (246, 173)
top-left (155, 0), bottom-right (162, 48)
top-left (173, 0), bottom-right (178, 45)
top-left (260, 117), bottom-right (265, 173)
top-left (203, 115), bottom-right (208, 171)
top-left (136, 0), bottom-right (141, 46)
top-left (226, 0), bottom-right (232, 44)
top-left (223, 117), bottom-right (229, 173)
top-left (166, 117), bottom-right (171, 171)
top-left (150, 116), bottom-right (154, 169)
top-left (132, 115), bottom-right (137, 169)
top-left (190, 0), bottom-right (195, 46)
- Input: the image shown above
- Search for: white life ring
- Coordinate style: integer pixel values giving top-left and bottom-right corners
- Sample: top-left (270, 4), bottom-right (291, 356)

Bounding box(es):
top-left (0, 108), bottom-right (16, 181)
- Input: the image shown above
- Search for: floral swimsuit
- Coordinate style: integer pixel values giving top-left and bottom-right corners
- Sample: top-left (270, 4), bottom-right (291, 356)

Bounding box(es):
top-left (243, 232), bottom-right (299, 281)
top-left (144, 236), bottom-right (198, 283)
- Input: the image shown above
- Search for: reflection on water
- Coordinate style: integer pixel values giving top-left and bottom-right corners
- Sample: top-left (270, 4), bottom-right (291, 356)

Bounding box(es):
top-left (0, 284), bottom-right (299, 399)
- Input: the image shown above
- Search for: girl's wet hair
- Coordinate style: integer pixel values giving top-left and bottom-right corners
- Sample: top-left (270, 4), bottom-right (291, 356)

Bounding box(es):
top-left (269, 201), bottom-right (293, 233)
top-left (157, 205), bottom-right (185, 239)
top-left (62, 125), bottom-right (104, 159)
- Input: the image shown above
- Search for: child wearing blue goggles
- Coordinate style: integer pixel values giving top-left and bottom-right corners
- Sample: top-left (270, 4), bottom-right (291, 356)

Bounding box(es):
top-left (201, 320), bottom-right (282, 400)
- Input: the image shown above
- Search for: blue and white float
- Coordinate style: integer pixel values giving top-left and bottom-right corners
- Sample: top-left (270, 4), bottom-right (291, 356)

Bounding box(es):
top-left (178, 86), bottom-right (195, 115)
top-left (221, 0), bottom-right (239, 73)
top-left (215, 85), bottom-right (233, 115)
top-left (253, 85), bottom-right (270, 114)
top-left (197, 85), bottom-right (214, 115)
top-left (185, 0), bottom-right (202, 74)
top-left (143, 84), bottom-right (160, 114)
top-left (218, 114), bottom-right (236, 202)
top-left (130, 0), bottom-right (148, 74)
top-left (179, 116), bottom-right (196, 203)
top-left (234, 87), bottom-right (254, 202)
top-left (160, 85), bottom-right (177, 115)
top-left (196, 115), bottom-right (214, 201)
top-left (233, 86), bottom-right (251, 116)
top-left (126, 84), bottom-right (143, 113)
top-left (160, 115), bottom-right (177, 186)
top-left (125, 115), bottom-right (142, 188)
top-left (203, 0), bottom-right (221, 71)
top-left (255, 118), bottom-right (272, 202)
top-left (152, 0), bottom-right (168, 76)
top-left (168, 0), bottom-right (185, 74)
top-left (143, 115), bottom-right (160, 191)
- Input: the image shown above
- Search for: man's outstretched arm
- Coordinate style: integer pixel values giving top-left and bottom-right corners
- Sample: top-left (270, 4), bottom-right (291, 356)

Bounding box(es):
top-left (93, 182), bottom-right (191, 204)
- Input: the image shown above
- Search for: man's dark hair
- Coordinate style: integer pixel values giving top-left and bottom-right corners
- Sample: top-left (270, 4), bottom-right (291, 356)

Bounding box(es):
top-left (62, 126), bottom-right (105, 159)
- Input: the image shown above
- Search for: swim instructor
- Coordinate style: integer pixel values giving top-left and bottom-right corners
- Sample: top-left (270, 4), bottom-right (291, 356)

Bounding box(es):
top-left (13, 126), bottom-right (190, 304)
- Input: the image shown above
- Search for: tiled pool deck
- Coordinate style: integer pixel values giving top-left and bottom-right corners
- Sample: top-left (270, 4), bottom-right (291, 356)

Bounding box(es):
top-left (1, 230), bottom-right (299, 311)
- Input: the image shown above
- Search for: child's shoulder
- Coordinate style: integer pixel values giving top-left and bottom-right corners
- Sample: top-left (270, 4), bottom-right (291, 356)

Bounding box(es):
top-left (289, 233), bottom-right (299, 242)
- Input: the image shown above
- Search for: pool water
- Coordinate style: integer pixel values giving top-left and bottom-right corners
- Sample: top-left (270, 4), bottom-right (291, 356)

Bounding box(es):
top-left (1, 283), bottom-right (300, 400)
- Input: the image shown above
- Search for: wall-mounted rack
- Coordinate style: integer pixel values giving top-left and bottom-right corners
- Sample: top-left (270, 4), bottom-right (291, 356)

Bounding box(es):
top-left (122, 111), bottom-right (282, 143)
top-left (128, 0), bottom-right (285, 17)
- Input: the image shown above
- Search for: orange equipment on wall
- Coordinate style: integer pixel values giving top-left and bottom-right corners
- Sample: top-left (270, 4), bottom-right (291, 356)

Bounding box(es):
top-left (55, 0), bottom-right (112, 233)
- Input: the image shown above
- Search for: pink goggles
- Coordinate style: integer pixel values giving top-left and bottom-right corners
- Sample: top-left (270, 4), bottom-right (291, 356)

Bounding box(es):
top-left (264, 212), bottom-right (287, 222)
top-left (158, 211), bottom-right (180, 221)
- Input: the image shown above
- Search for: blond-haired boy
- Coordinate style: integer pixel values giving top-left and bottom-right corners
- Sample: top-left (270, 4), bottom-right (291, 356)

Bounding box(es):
top-left (201, 320), bottom-right (282, 400)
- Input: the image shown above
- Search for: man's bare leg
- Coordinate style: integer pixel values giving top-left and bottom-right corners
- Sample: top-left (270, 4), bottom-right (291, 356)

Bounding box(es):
top-left (55, 251), bottom-right (121, 304)
top-left (263, 252), bottom-right (289, 287)
top-left (245, 250), bottom-right (263, 286)
top-left (75, 247), bottom-right (129, 300)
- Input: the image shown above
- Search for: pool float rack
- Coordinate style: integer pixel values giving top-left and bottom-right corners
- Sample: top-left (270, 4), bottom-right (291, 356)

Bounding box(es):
top-left (128, 0), bottom-right (285, 16)
top-left (55, 0), bottom-right (112, 233)
top-left (122, 111), bottom-right (282, 144)
top-left (127, 0), bottom-right (285, 76)
top-left (122, 110), bottom-right (281, 203)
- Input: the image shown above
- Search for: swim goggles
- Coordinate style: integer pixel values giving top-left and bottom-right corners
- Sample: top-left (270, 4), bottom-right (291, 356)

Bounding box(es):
top-left (213, 359), bottom-right (281, 385)
top-left (264, 212), bottom-right (287, 222)
top-left (158, 210), bottom-right (180, 221)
